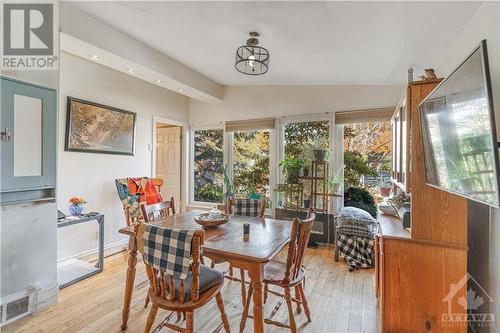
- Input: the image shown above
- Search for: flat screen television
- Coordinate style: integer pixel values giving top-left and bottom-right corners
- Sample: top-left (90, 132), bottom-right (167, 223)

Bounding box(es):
top-left (419, 40), bottom-right (500, 208)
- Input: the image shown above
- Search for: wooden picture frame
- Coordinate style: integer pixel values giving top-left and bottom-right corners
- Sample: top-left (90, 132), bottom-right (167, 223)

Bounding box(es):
top-left (65, 97), bottom-right (136, 155)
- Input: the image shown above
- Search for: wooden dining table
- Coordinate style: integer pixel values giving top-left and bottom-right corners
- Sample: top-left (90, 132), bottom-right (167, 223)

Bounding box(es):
top-left (118, 210), bottom-right (292, 333)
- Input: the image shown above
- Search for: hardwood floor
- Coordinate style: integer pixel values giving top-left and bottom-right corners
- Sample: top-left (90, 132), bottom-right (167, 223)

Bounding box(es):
top-left (4, 246), bottom-right (378, 333)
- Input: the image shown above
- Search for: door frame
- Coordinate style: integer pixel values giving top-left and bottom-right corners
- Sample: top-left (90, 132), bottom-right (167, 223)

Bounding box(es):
top-left (151, 116), bottom-right (189, 212)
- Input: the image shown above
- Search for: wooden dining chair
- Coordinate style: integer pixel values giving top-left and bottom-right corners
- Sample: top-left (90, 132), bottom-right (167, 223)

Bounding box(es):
top-left (136, 223), bottom-right (231, 333)
top-left (141, 197), bottom-right (176, 221)
top-left (140, 198), bottom-right (176, 308)
top-left (239, 209), bottom-right (315, 333)
top-left (211, 197), bottom-right (266, 306)
top-left (151, 177), bottom-right (164, 193)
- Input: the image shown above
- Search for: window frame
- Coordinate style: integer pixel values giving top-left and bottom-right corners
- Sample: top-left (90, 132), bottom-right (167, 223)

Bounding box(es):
top-left (228, 128), bottom-right (274, 209)
top-left (189, 125), bottom-right (226, 208)
top-left (278, 114), bottom-right (336, 212)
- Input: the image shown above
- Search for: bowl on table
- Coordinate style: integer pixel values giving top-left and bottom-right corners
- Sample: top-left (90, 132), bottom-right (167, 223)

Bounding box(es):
top-left (194, 212), bottom-right (231, 229)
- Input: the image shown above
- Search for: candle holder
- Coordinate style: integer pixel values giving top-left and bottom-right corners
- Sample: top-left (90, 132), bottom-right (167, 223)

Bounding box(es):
top-left (243, 223), bottom-right (250, 240)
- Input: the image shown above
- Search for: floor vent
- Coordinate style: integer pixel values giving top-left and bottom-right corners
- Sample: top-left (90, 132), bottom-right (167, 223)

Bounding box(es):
top-left (0, 286), bottom-right (39, 326)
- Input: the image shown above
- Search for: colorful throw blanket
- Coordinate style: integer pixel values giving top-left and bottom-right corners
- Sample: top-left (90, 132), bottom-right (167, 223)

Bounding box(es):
top-left (138, 223), bottom-right (195, 280)
top-left (337, 234), bottom-right (374, 270)
top-left (115, 177), bottom-right (163, 221)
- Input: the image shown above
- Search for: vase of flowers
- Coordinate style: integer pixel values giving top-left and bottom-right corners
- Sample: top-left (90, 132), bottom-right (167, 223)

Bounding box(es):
top-left (69, 196), bottom-right (86, 216)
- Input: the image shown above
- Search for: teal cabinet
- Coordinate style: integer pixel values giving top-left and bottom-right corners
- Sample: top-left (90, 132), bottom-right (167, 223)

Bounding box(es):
top-left (1, 77), bottom-right (57, 193)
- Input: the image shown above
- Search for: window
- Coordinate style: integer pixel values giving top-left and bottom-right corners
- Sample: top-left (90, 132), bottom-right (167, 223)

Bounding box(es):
top-left (343, 121), bottom-right (392, 190)
top-left (193, 129), bottom-right (224, 203)
top-left (278, 120), bottom-right (330, 210)
top-left (232, 130), bottom-right (270, 199)
top-left (284, 120), bottom-right (330, 160)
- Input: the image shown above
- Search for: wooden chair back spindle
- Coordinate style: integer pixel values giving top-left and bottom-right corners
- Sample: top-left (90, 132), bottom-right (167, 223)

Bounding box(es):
top-left (283, 210), bottom-right (315, 282)
top-left (151, 177), bottom-right (164, 193)
top-left (141, 197), bottom-right (176, 222)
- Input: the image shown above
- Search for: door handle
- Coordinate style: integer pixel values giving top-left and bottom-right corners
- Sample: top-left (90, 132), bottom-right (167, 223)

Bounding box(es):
top-left (0, 128), bottom-right (12, 142)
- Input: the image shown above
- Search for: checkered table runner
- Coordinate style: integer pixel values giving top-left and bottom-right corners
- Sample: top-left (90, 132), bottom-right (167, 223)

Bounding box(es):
top-left (233, 198), bottom-right (261, 217)
top-left (337, 234), bottom-right (374, 270)
top-left (141, 224), bottom-right (195, 279)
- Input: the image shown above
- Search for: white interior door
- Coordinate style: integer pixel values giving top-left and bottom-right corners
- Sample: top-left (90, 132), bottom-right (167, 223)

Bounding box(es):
top-left (156, 126), bottom-right (181, 211)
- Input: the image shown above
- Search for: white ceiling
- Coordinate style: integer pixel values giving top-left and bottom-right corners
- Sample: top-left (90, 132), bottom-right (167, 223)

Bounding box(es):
top-left (72, 1), bottom-right (482, 86)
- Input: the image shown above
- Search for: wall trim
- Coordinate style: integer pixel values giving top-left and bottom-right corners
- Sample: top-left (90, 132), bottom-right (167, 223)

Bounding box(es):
top-left (57, 239), bottom-right (127, 263)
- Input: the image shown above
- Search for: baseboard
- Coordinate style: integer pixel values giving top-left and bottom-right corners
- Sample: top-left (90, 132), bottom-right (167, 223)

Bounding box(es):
top-left (58, 239), bottom-right (128, 263)
top-left (38, 283), bottom-right (59, 310)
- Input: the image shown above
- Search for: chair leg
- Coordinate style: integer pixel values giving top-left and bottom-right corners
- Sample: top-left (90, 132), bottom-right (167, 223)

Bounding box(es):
top-left (239, 284), bottom-right (253, 333)
top-left (215, 292), bottom-right (231, 333)
top-left (186, 311), bottom-right (194, 333)
top-left (144, 304), bottom-right (158, 333)
top-left (298, 283), bottom-right (311, 322)
top-left (263, 283), bottom-right (268, 304)
top-left (285, 287), bottom-right (297, 333)
top-left (229, 265), bottom-right (234, 277)
top-left (294, 286), bottom-right (302, 314)
top-left (211, 260), bottom-right (216, 269)
top-left (240, 269), bottom-right (246, 306)
top-left (144, 294), bottom-right (150, 308)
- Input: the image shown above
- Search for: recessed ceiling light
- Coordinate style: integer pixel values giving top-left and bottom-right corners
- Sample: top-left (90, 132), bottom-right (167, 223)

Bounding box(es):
top-left (178, 89), bottom-right (184, 93)
top-left (157, 79), bottom-right (162, 83)
top-left (127, 68), bottom-right (134, 73)
top-left (89, 54), bottom-right (100, 60)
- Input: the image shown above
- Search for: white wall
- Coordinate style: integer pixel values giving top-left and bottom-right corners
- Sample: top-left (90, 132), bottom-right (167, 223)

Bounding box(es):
top-left (439, 1), bottom-right (500, 325)
top-left (57, 52), bottom-right (188, 260)
top-left (188, 85), bottom-right (403, 126)
top-left (1, 71), bottom-right (60, 308)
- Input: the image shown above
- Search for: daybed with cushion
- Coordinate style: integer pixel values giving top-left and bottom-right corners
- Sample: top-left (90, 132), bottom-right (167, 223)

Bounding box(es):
top-left (334, 206), bottom-right (378, 271)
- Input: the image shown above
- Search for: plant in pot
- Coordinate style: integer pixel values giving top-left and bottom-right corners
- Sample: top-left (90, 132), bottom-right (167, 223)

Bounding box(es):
top-left (327, 167), bottom-right (343, 194)
top-left (69, 196), bottom-right (86, 216)
top-left (279, 158), bottom-right (305, 184)
top-left (378, 178), bottom-right (392, 197)
top-left (312, 136), bottom-right (329, 162)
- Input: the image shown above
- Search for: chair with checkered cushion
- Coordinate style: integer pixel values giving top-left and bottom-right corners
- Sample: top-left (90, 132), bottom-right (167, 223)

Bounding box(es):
top-left (232, 198), bottom-right (266, 217)
top-left (139, 199), bottom-right (177, 308)
top-left (136, 223), bottom-right (230, 333)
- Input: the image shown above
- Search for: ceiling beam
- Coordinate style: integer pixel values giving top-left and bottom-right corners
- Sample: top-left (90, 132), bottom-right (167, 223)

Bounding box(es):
top-left (59, 3), bottom-right (223, 101)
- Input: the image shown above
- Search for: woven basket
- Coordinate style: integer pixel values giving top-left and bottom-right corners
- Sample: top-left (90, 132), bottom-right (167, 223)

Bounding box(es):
top-left (194, 213), bottom-right (231, 229)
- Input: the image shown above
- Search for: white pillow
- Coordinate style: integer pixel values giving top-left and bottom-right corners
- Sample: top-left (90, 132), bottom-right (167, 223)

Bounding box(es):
top-left (378, 203), bottom-right (398, 216)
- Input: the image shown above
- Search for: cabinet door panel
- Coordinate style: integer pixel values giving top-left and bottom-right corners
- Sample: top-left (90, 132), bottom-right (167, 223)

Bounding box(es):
top-left (1, 77), bottom-right (56, 191)
top-left (14, 94), bottom-right (43, 177)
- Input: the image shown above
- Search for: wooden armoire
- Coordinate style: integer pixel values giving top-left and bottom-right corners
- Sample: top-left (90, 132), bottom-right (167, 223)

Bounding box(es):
top-left (375, 79), bottom-right (468, 332)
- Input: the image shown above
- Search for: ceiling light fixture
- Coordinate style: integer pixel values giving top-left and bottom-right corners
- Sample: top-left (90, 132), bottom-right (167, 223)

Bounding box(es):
top-left (157, 79), bottom-right (162, 83)
top-left (89, 54), bottom-right (100, 60)
top-left (178, 89), bottom-right (184, 93)
top-left (127, 68), bottom-right (134, 73)
top-left (235, 32), bottom-right (269, 75)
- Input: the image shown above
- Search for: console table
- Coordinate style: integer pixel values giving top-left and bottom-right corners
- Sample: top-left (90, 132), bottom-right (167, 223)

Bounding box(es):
top-left (57, 213), bottom-right (104, 288)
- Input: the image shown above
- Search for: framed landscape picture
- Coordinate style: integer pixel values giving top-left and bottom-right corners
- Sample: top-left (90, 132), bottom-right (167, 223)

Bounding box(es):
top-left (65, 97), bottom-right (136, 155)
